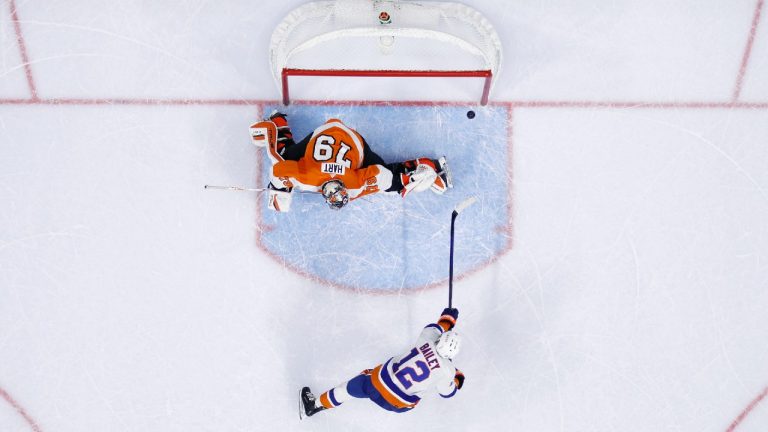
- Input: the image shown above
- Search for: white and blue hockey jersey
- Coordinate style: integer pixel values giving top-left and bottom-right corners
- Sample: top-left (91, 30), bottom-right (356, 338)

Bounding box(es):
top-left (370, 323), bottom-right (459, 409)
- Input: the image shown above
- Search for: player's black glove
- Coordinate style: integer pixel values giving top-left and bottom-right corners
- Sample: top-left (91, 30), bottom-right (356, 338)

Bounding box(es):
top-left (439, 307), bottom-right (459, 330)
top-left (442, 307), bottom-right (459, 319)
top-left (454, 370), bottom-right (465, 390)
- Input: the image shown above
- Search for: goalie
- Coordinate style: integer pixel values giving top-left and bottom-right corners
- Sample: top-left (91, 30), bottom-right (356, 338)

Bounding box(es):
top-left (249, 112), bottom-right (453, 211)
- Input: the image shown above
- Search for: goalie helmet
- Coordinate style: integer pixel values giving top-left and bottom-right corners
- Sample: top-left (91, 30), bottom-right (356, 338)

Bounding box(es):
top-left (435, 330), bottom-right (461, 359)
top-left (321, 180), bottom-right (349, 210)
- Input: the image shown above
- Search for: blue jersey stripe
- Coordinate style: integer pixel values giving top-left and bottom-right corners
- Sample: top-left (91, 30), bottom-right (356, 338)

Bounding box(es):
top-left (380, 359), bottom-right (421, 404)
top-left (440, 386), bottom-right (458, 398)
top-left (329, 388), bottom-right (341, 406)
top-left (425, 323), bottom-right (444, 333)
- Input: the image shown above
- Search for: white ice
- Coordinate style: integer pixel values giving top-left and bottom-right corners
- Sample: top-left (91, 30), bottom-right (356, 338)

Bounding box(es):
top-left (1, 1), bottom-right (768, 431)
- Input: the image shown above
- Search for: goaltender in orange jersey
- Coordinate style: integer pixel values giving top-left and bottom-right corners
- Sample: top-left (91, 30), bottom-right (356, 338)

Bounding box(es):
top-left (249, 113), bottom-right (452, 211)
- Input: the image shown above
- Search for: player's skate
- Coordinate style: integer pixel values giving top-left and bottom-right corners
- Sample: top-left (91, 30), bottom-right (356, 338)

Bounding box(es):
top-left (432, 156), bottom-right (454, 194)
top-left (299, 386), bottom-right (326, 419)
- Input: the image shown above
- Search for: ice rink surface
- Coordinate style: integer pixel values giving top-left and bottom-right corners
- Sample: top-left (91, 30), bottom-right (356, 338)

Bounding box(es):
top-left (2, 0), bottom-right (768, 431)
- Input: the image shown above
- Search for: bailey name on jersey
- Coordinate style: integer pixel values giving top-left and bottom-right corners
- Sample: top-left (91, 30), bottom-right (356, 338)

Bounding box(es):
top-left (419, 343), bottom-right (441, 370)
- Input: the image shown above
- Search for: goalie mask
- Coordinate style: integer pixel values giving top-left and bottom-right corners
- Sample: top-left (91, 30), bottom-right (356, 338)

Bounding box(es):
top-left (321, 180), bottom-right (349, 210)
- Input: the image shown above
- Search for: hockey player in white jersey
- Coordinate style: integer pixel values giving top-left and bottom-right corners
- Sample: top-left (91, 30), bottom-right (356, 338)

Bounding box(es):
top-left (299, 308), bottom-right (464, 418)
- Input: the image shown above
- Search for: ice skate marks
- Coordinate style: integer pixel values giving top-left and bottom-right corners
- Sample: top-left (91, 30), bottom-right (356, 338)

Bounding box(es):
top-left (257, 104), bottom-right (512, 291)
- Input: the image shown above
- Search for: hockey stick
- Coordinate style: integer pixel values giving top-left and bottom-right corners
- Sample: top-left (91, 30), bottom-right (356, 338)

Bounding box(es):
top-left (448, 196), bottom-right (478, 308)
top-left (204, 184), bottom-right (318, 195)
top-left (204, 185), bottom-right (267, 192)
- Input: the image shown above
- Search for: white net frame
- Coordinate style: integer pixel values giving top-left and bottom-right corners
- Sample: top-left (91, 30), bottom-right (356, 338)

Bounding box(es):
top-left (269, 0), bottom-right (503, 105)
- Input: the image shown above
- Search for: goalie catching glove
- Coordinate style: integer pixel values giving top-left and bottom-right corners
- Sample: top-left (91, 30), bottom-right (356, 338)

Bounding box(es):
top-left (249, 120), bottom-right (276, 148)
top-left (250, 112), bottom-right (294, 156)
top-left (397, 156), bottom-right (453, 198)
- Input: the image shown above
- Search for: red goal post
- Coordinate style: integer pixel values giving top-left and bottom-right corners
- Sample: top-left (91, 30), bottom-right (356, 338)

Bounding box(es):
top-left (270, 0), bottom-right (503, 105)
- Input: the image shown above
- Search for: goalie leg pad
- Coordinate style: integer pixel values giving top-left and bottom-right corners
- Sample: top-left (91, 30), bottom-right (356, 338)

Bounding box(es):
top-left (267, 186), bottom-right (293, 212)
top-left (400, 157), bottom-right (453, 197)
top-left (401, 167), bottom-right (437, 197)
top-left (431, 156), bottom-right (453, 195)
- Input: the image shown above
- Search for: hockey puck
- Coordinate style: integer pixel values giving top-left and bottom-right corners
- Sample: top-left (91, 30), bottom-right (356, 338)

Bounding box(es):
top-left (467, 110), bottom-right (475, 119)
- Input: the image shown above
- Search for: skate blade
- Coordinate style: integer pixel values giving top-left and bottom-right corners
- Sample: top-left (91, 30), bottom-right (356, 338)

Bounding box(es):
top-left (298, 389), bottom-right (304, 420)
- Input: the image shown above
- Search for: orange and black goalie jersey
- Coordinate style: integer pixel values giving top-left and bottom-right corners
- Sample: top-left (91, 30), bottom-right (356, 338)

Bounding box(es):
top-left (267, 119), bottom-right (394, 201)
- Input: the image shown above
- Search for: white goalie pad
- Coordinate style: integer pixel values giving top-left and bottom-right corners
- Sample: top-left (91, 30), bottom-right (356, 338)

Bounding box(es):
top-left (268, 188), bottom-right (293, 212)
top-left (431, 156), bottom-right (453, 195)
top-left (402, 164), bottom-right (438, 197)
top-left (431, 178), bottom-right (449, 194)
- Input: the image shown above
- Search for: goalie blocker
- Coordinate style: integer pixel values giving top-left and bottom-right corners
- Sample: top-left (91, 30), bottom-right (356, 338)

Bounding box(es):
top-left (250, 114), bottom-right (453, 212)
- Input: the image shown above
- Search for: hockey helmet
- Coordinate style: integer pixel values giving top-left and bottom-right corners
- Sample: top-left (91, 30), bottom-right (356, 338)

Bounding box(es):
top-left (435, 330), bottom-right (461, 359)
top-left (321, 180), bottom-right (349, 210)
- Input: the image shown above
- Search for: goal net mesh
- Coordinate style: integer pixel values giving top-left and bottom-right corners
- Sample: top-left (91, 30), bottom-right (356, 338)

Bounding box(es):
top-left (270, 0), bottom-right (503, 102)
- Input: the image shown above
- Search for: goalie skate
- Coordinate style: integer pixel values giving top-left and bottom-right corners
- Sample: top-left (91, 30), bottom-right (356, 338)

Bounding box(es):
top-left (433, 156), bottom-right (454, 194)
top-left (299, 386), bottom-right (326, 420)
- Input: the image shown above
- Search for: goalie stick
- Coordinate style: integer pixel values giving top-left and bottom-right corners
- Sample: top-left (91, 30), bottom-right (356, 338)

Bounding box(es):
top-left (448, 196), bottom-right (478, 308)
top-left (204, 185), bottom-right (267, 192)
top-left (204, 185), bottom-right (316, 194)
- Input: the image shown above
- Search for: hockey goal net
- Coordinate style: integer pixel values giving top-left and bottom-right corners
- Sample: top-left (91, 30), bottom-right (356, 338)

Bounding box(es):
top-left (269, 0), bottom-right (503, 105)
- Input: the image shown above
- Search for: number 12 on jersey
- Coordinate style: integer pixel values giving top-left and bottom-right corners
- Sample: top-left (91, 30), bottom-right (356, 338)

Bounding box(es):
top-left (392, 347), bottom-right (431, 389)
